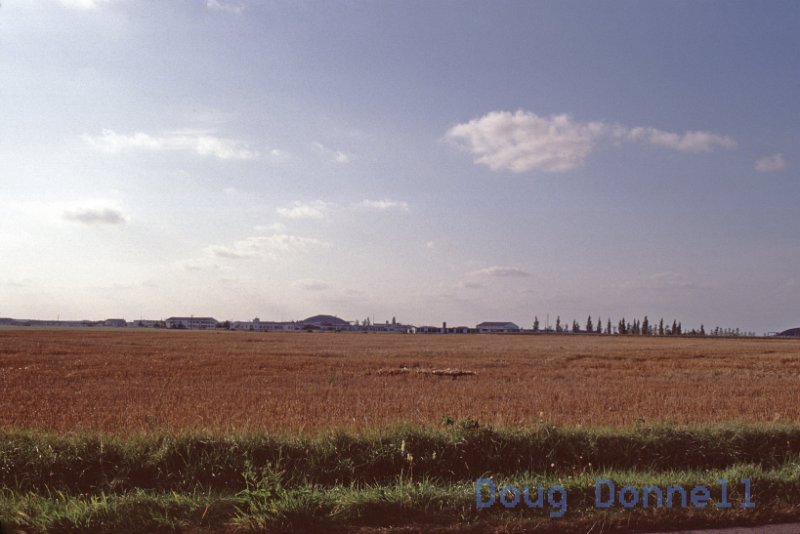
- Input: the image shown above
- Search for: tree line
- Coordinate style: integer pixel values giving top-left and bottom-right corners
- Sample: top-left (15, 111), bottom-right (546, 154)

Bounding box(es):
top-left (531, 315), bottom-right (755, 337)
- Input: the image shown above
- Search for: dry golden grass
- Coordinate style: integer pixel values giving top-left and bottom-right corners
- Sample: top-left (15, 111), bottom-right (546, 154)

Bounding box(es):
top-left (1, 328), bottom-right (799, 434)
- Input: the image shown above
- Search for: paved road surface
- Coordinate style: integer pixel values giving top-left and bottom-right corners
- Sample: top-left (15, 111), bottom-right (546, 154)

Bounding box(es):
top-left (651, 524), bottom-right (800, 534)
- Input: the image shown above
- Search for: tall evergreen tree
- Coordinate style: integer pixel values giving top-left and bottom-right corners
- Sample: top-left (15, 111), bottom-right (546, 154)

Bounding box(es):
top-left (658, 318), bottom-right (664, 336)
top-left (596, 318), bottom-right (602, 334)
top-left (533, 316), bottom-right (540, 332)
top-left (586, 315), bottom-right (593, 333)
top-left (642, 316), bottom-right (650, 335)
top-left (556, 316), bottom-right (561, 333)
top-left (607, 318), bottom-right (612, 335)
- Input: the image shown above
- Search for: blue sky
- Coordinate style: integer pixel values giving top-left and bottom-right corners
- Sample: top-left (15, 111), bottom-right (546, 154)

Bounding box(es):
top-left (1, 0), bottom-right (798, 332)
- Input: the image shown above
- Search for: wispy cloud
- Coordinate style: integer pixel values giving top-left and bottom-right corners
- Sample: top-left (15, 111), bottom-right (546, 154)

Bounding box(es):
top-left (254, 222), bottom-right (286, 233)
top-left (204, 234), bottom-right (329, 260)
top-left (276, 200), bottom-right (332, 220)
top-left (353, 199), bottom-right (410, 211)
top-left (755, 153), bottom-right (787, 173)
top-left (63, 207), bottom-right (127, 225)
top-left (57, 0), bottom-right (113, 9)
top-left (627, 127), bottom-right (736, 153)
top-left (83, 129), bottom-right (258, 160)
top-left (291, 279), bottom-right (331, 291)
top-left (445, 110), bottom-right (735, 173)
top-left (275, 199), bottom-right (409, 219)
top-left (206, 0), bottom-right (244, 14)
top-left (470, 266), bottom-right (531, 278)
top-left (617, 271), bottom-right (700, 292)
top-left (313, 142), bottom-right (351, 164)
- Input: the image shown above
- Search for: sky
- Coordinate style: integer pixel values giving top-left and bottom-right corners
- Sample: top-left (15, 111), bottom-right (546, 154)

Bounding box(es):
top-left (1, 0), bottom-right (798, 333)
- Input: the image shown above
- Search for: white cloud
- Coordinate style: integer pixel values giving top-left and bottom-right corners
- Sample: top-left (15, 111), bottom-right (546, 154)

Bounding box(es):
top-left (291, 279), bottom-right (331, 291)
top-left (63, 207), bottom-right (127, 225)
top-left (206, 0), bottom-right (244, 14)
top-left (83, 129), bottom-right (258, 160)
top-left (446, 111), bottom-right (608, 173)
top-left (470, 266), bottom-right (531, 278)
top-left (276, 200), bottom-right (332, 220)
top-left (755, 153), bottom-right (787, 173)
top-left (204, 234), bottom-right (329, 260)
top-left (445, 110), bottom-right (736, 173)
top-left (353, 199), bottom-right (410, 211)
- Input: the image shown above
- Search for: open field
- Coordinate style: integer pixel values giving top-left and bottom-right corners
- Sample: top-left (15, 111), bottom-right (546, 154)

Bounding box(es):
top-left (3, 329), bottom-right (800, 532)
top-left (1, 329), bottom-right (800, 433)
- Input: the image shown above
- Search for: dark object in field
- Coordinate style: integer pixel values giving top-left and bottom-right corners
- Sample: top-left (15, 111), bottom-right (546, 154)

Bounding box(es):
top-left (376, 366), bottom-right (477, 378)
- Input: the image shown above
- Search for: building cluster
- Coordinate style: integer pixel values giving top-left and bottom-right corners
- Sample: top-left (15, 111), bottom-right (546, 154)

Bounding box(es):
top-left (0, 314), bottom-right (522, 334)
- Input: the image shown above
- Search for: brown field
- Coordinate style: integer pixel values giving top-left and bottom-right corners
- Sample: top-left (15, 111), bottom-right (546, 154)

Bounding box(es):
top-left (1, 328), bottom-right (799, 434)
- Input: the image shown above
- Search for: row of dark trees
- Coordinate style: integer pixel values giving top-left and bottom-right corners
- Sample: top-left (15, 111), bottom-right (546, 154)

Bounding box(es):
top-left (532, 315), bottom-right (703, 336)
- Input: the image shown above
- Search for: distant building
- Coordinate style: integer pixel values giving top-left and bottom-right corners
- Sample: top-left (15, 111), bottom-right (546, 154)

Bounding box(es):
top-left (299, 314), bottom-right (352, 331)
top-left (104, 318), bottom-right (127, 327)
top-left (446, 326), bottom-right (471, 334)
top-left (416, 325), bottom-right (442, 334)
top-left (368, 319), bottom-right (415, 333)
top-left (476, 321), bottom-right (520, 333)
top-left (778, 327), bottom-right (800, 337)
top-left (128, 320), bottom-right (162, 328)
top-left (231, 318), bottom-right (299, 331)
top-left (165, 317), bottom-right (218, 329)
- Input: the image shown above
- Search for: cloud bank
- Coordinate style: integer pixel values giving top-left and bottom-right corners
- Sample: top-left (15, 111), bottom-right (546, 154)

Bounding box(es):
top-left (445, 110), bottom-right (736, 173)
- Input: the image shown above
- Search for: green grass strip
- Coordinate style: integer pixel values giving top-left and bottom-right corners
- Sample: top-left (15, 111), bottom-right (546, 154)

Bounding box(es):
top-left (3, 421), bottom-right (800, 492)
top-left (2, 465), bottom-right (800, 533)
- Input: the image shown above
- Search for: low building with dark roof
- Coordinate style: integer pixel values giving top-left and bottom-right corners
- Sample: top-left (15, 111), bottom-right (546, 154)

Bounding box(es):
top-left (778, 327), bottom-right (800, 337)
top-left (476, 321), bottom-right (520, 333)
top-left (299, 314), bottom-right (352, 331)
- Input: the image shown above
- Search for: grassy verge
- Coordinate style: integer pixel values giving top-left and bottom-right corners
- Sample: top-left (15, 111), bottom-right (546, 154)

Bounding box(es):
top-left (2, 422), bottom-right (800, 532)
